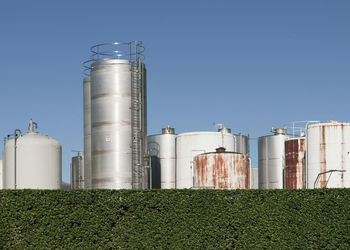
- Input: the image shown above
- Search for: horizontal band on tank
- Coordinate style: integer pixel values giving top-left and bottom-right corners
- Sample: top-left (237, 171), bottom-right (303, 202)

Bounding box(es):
top-left (92, 121), bottom-right (131, 128)
top-left (92, 178), bottom-right (131, 185)
top-left (92, 150), bottom-right (131, 155)
top-left (91, 93), bottom-right (131, 99)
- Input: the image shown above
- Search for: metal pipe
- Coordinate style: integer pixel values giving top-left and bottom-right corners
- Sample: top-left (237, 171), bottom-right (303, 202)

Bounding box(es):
top-left (14, 129), bottom-right (22, 189)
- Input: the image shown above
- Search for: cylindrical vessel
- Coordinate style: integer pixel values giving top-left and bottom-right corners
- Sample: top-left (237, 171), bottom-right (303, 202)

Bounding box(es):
top-left (71, 152), bottom-right (84, 189)
top-left (148, 126), bottom-right (176, 189)
top-left (307, 122), bottom-right (350, 188)
top-left (90, 59), bottom-right (132, 189)
top-left (250, 168), bottom-right (258, 189)
top-left (3, 122), bottom-right (62, 189)
top-left (193, 151), bottom-right (250, 189)
top-left (258, 128), bottom-right (290, 189)
top-left (176, 130), bottom-right (238, 189)
top-left (83, 76), bottom-right (91, 189)
top-left (0, 160), bottom-right (2, 189)
top-left (285, 138), bottom-right (306, 189)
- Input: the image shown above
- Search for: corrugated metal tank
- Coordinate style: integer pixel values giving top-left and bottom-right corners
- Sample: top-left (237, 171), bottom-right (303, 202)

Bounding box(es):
top-left (250, 168), bottom-right (258, 189)
top-left (0, 160), bottom-right (2, 189)
top-left (147, 126), bottom-right (176, 189)
top-left (285, 137), bottom-right (305, 189)
top-left (71, 152), bottom-right (84, 189)
top-left (258, 128), bottom-right (290, 189)
top-left (83, 76), bottom-right (91, 189)
top-left (176, 129), bottom-right (248, 189)
top-left (306, 122), bottom-right (350, 188)
top-left (90, 59), bottom-right (133, 189)
top-left (3, 120), bottom-right (62, 189)
top-left (193, 148), bottom-right (250, 189)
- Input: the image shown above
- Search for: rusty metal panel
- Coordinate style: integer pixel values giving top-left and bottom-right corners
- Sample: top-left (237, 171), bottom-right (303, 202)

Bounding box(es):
top-left (193, 152), bottom-right (250, 189)
top-left (285, 138), bottom-right (305, 189)
top-left (307, 122), bottom-right (350, 189)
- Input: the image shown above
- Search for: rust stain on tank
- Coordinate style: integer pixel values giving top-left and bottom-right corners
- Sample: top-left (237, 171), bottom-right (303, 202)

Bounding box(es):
top-left (193, 152), bottom-right (249, 189)
top-left (285, 138), bottom-right (305, 189)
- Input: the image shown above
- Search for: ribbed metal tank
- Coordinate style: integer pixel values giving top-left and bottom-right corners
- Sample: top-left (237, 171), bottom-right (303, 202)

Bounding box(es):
top-left (193, 149), bottom-right (250, 189)
top-left (2, 120), bottom-right (62, 189)
top-left (71, 152), bottom-right (84, 189)
top-left (306, 122), bottom-right (350, 188)
top-left (176, 129), bottom-right (247, 189)
top-left (83, 76), bottom-right (91, 189)
top-left (285, 137), bottom-right (306, 189)
top-left (90, 59), bottom-right (132, 189)
top-left (258, 128), bottom-right (290, 189)
top-left (89, 41), bottom-right (147, 189)
top-left (0, 160), bottom-right (2, 189)
top-left (147, 126), bottom-right (176, 189)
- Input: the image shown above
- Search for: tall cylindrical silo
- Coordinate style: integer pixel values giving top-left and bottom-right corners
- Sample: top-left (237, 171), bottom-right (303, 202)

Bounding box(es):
top-left (258, 128), bottom-right (290, 189)
top-left (3, 120), bottom-right (62, 189)
top-left (148, 126), bottom-right (176, 189)
top-left (193, 148), bottom-right (250, 189)
top-left (71, 152), bottom-right (84, 189)
top-left (89, 41), bottom-right (147, 189)
top-left (176, 129), bottom-right (244, 189)
top-left (83, 76), bottom-right (91, 189)
top-left (284, 137), bottom-right (306, 189)
top-left (306, 122), bottom-right (350, 189)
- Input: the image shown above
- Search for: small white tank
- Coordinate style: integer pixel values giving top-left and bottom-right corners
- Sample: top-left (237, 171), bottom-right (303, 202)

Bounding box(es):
top-left (3, 120), bottom-right (62, 189)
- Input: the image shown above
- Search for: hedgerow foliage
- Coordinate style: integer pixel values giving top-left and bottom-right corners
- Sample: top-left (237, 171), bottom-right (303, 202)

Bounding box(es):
top-left (1, 189), bottom-right (350, 249)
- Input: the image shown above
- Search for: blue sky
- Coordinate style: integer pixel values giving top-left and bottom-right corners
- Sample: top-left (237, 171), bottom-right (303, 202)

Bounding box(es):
top-left (0, 1), bottom-right (349, 182)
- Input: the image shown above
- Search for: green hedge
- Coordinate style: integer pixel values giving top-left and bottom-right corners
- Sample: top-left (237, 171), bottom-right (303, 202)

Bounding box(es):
top-left (1, 189), bottom-right (350, 249)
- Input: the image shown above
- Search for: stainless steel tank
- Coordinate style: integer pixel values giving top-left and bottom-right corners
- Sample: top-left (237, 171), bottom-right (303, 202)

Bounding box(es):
top-left (250, 168), bottom-right (258, 189)
top-left (89, 41), bottom-right (147, 189)
top-left (306, 122), bottom-right (350, 188)
top-left (193, 148), bottom-right (250, 189)
top-left (176, 129), bottom-right (243, 189)
top-left (147, 126), bottom-right (176, 189)
top-left (83, 76), bottom-right (91, 189)
top-left (3, 120), bottom-right (62, 189)
top-left (258, 128), bottom-right (290, 189)
top-left (285, 137), bottom-right (306, 189)
top-left (71, 152), bottom-right (84, 189)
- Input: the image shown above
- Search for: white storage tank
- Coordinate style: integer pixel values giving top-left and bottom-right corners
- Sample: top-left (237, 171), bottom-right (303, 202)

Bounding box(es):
top-left (258, 128), bottom-right (290, 189)
top-left (83, 76), bottom-right (91, 189)
top-left (176, 128), bottom-right (248, 189)
top-left (306, 122), bottom-right (350, 188)
top-left (148, 126), bottom-right (176, 189)
top-left (250, 168), bottom-right (258, 189)
top-left (71, 152), bottom-right (84, 189)
top-left (2, 119), bottom-right (62, 189)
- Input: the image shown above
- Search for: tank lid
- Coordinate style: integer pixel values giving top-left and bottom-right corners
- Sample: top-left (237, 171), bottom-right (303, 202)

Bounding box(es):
top-left (216, 147), bottom-right (226, 153)
top-left (271, 127), bottom-right (286, 135)
top-left (218, 128), bottom-right (231, 134)
top-left (28, 119), bottom-right (38, 133)
top-left (162, 126), bottom-right (175, 134)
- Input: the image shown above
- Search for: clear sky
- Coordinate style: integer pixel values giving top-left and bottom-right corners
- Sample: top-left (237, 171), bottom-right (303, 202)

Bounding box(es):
top-left (0, 1), bottom-right (349, 183)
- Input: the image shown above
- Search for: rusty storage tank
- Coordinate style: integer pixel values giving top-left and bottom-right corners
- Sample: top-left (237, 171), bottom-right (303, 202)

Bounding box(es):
top-left (71, 152), bottom-right (84, 189)
top-left (176, 128), bottom-right (249, 189)
top-left (306, 121), bottom-right (350, 188)
top-left (258, 128), bottom-right (290, 189)
top-left (88, 42), bottom-right (147, 189)
top-left (193, 147), bottom-right (249, 189)
top-left (147, 126), bottom-right (176, 189)
top-left (284, 137), bottom-right (306, 189)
